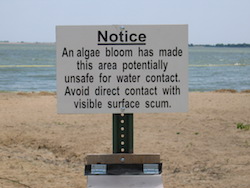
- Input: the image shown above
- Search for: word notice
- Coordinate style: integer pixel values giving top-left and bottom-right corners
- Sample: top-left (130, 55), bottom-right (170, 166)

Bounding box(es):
top-left (56, 25), bottom-right (188, 114)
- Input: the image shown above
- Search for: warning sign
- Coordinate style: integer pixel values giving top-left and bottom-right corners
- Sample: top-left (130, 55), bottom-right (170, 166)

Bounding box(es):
top-left (56, 25), bottom-right (188, 114)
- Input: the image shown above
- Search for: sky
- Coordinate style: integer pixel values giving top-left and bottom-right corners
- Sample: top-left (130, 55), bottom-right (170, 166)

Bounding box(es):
top-left (1, 0), bottom-right (250, 44)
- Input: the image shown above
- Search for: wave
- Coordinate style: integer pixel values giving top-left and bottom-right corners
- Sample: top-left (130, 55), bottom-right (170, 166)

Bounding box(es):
top-left (1, 64), bottom-right (248, 68)
top-left (189, 63), bottom-right (249, 67)
top-left (0, 65), bottom-right (55, 68)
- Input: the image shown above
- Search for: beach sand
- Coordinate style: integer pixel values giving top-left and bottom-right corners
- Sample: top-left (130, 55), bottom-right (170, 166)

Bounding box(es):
top-left (0, 91), bottom-right (250, 188)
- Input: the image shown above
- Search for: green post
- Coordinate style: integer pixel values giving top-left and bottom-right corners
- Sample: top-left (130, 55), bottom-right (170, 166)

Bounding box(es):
top-left (113, 113), bottom-right (133, 153)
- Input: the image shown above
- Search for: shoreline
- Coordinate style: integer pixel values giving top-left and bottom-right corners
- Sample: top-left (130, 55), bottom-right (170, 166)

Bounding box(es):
top-left (1, 88), bottom-right (250, 94)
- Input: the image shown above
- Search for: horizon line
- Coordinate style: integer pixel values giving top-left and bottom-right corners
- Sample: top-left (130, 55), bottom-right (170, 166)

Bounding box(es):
top-left (1, 41), bottom-right (250, 46)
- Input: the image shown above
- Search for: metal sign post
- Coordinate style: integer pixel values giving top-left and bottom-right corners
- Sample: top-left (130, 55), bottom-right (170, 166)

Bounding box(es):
top-left (85, 113), bottom-right (163, 176)
top-left (84, 113), bottom-right (164, 187)
top-left (113, 113), bottom-right (133, 154)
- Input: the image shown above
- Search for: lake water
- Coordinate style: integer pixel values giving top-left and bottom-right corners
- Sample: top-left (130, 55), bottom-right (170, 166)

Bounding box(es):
top-left (189, 47), bottom-right (250, 91)
top-left (0, 43), bottom-right (250, 92)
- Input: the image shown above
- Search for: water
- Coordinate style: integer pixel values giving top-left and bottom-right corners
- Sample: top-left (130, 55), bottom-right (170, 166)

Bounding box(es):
top-left (189, 47), bottom-right (250, 91)
top-left (0, 43), bottom-right (250, 92)
top-left (0, 43), bottom-right (56, 91)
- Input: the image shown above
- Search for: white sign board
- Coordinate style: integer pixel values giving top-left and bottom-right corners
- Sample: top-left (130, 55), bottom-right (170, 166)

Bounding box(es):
top-left (56, 25), bottom-right (188, 114)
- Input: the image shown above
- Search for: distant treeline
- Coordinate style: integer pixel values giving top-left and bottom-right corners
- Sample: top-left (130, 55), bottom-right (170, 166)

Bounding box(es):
top-left (1, 40), bottom-right (250, 48)
top-left (189, 43), bottom-right (250, 48)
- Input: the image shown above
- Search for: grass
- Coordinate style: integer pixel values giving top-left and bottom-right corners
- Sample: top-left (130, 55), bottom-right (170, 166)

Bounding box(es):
top-left (53, 121), bottom-right (65, 125)
top-left (236, 123), bottom-right (250, 131)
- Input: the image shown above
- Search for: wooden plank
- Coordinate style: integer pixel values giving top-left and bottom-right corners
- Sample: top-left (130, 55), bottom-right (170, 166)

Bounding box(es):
top-left (85, 154), bottom-right (160, 164)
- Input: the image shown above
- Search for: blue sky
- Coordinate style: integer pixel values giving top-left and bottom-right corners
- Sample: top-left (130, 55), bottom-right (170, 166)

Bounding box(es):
top-left (1, 0), bottom-right (250, 44)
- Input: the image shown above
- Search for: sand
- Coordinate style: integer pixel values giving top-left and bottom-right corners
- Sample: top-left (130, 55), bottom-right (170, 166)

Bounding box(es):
top-left (0, 91), bottom-right (250, 188)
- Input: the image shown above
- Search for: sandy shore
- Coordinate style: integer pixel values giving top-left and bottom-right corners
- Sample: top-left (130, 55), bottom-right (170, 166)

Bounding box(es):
top-left (0, 91), bottom-right (250, 188)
